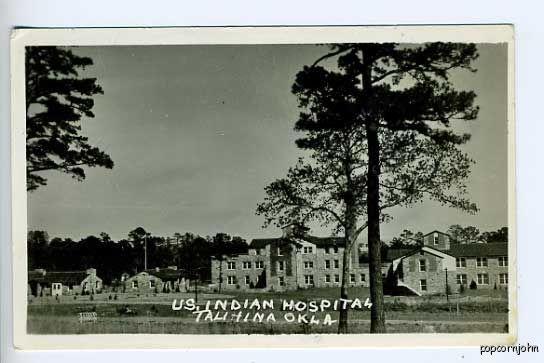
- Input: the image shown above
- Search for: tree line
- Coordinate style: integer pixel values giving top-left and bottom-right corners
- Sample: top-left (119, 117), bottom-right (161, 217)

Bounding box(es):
top-left (27, 228), bottom-right (248, 285)
top-left (388, 226), bottom-right (508, 248)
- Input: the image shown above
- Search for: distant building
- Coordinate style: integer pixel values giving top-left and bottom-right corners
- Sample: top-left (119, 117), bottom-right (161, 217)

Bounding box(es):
top-left (28, 268), bottom-right (102, 296)
top-left (211, 226), bottom-right (508, 295)
top-left (123, 266), bottom-right (186, 293)
top-left (211, 224), bottom-right (387, 292)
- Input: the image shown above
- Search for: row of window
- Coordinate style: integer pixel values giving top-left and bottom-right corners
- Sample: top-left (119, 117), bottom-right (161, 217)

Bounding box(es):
top-left (228, 273), bottom-right (375, 286)
top-left (456, 273), bottom-right (508, 285)
top-left (226, 275), bottom-right (275, 286)
top-left (307, 273), bottom-right (367, 285)
top-left (227, 261), bottom-right (265, 270)
top-left (251, 246), bottom-right (341, 256)
top-left (455, 256), bottom-right (508, 268)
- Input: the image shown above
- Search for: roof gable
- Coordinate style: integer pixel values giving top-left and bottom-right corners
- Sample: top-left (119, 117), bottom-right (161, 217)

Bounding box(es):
top-left (423, 230), bottom-right (450, 238)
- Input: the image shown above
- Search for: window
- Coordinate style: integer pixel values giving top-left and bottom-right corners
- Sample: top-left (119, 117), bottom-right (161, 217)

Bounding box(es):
top-left (325, 260), bottom-right (331, 269)
top-left (277, 261), bottom-right (285, 271)
top-left (333, 247), bottom-right (339, 254)
top-left (245, 276), bottom-right (250, 285)
top-left (304, 275), bottom-right (314, 286)
top-left (325, 275), bottom-right (331, 283)
top-left (303, 246), bottom-right (313, 254)
top-left (382, 273), bottom-right (386, 278)
top-left (477, 273), bottom-right (489, 285)
top-left (334, 259), bottom-right (340, 268)
top-left (255, 261), bottom-right (264, 269)
top-left (277, 247), bottom-right (283, 256)
top-left (95, 281), bottom-right (100, 288)
top-left (419, 259), bottom-right (427, 272)
top-left (278, 276), bottom-right (285, 286)
top-left (456, 274), bottom-right (467, 285)
top-left (325, 247), bottom-right (330, 254)
top-left (433, 232), bottom-right (439, 245)
top-left (227, 276), bottom-right (236, 285)
top-left (334, 274), bottom-right (340, 283)
top-left (360, 274), bottom-right (366, 282)
top-left (255, 248), bottom-right (261, 256)
top-left (350, 274), bottom-right (356, 283)
top-left (499, 256), bottom-right (508, 267)
top-left (304, 261), bottom-right (314, 269)
top-left (149, 280), bottom-right (155, 288)
top-left (227, 261), bottom-right (236, 270)
top-left (243, 261), bottom-right (251, 269)
top-left (456, 257), bottom-right (467, 268)
top-left (499, 273), bottom-right (508, 285)
top-left (132, 281), bottom-right (138, 289)
top-left (420, 279), bottom-right (427, 291)
top-left (419, 251), bottom-right (425, 256)
top-left (477, 257), bottom-right (488, 267)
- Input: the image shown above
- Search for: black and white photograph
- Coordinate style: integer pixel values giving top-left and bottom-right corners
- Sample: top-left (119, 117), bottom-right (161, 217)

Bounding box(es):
top-left (10, 26), bottom-right (515, 348)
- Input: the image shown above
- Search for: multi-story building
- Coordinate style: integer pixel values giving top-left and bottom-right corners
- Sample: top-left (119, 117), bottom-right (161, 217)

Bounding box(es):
top-left (211, 227), bottom-right (508, 295)
top-left (211, 224), bottom-right (388, 292)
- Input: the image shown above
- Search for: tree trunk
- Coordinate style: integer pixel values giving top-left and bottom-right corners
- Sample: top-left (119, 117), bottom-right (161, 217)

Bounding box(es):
top-left (338, 210), bottom-right (356, 334)
top-left (218, 257), bottom-right (223, 294)
top-left (363, 48), bottom-right (386, 334)
top-left (338, 148), bottom-right (358, 334)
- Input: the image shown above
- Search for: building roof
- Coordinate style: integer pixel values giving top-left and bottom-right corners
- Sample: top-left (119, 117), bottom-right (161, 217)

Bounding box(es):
top-left (446, 242), bottom-right (508, 257)
top-left (143, 268), bottom-right (183, 281)
top-left (249, 236), bottom-right (346, 249)
top-left (384, 248), bottom-right (419, 261)
top-left (28, 270), bottom-right (93, 285)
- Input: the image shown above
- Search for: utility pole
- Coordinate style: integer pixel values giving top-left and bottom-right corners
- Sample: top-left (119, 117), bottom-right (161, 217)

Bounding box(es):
top-left (445, 267), bottom-right (450, 303)
top-left (144, 234), bottom-right (148, 271)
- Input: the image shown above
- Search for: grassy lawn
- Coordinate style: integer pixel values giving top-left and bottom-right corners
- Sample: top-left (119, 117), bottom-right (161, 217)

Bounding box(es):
top-left (26, 287), bottom-right (509, 334)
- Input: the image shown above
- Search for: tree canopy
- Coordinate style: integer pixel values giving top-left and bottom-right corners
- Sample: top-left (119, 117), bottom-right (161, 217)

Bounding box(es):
top-left (26, 46), bottom-right (113, 191)
top-left (257, 42), bottom-right (480, 333)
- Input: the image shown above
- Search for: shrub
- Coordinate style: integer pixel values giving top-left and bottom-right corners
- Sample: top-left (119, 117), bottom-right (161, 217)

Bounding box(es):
top-left (469, 280), bottom-right (477, 290)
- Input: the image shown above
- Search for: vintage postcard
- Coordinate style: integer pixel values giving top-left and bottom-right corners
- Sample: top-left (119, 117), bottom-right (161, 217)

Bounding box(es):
top-left (11, 25), bottom-right (515, 349)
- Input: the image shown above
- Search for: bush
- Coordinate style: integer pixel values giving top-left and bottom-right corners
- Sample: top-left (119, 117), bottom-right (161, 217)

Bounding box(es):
top-left (469, 280), bottom-right (477, 290)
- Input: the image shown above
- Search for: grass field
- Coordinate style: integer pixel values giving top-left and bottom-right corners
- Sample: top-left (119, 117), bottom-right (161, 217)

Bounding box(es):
top-left (27, 288), bottom-right (509, 334)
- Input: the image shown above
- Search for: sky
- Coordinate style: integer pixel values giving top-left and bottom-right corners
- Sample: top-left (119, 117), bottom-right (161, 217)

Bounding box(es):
top-left (27, 43), bottom-right (509, 243)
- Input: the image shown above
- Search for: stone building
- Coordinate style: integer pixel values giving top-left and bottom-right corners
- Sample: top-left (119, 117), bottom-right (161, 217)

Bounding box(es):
top-left (28, 268), bottom-right (103, 296)
top-left (123, 267), bottom-right (186, 293)
top-left (385, 231), bottom-right (508, 295)
top-left (211, 224), bottom-right (388, 292)
top-left (211, 227), bottom-right (509, 296)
